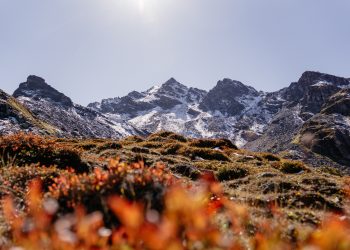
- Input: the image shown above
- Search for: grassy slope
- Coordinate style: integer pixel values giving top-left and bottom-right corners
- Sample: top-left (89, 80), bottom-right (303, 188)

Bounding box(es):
top-left (0, 132), bottom-right (349, 247)
top-left (54, 131), bottom-right (349, 226)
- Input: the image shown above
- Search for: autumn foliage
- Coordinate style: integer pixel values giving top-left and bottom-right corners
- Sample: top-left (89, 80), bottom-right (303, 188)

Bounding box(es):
top-left (0, 133), bottom-right (350, 249)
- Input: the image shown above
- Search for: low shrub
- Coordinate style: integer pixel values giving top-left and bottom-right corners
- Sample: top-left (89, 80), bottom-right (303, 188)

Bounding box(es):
top-left (138, 141), bottom-right (164, 149)
top-left (216, 166), bottom-right (248, 181)
top-left (122, 135), bottom-right (144, 143)
top-left (171, 164), bottom-right (201, 179)
top-left (0, 133), bottom-right (89, 172)
top-left (167, 133), bottom-right (187, 142)
top-left (97, 141), bottom-right (122, 152)
top-left (3, 170), bottom-right (349, 250)
top-left (147, 131), bottom-right (187, 143)
top-left (261, 153), bottom-right (281, 162)
top-left (276, 160), bottom-right (308, 174)
top-left (179, 147), bottom-right (231, 162)
top-left (160, 143), bottom-right (184, 155)
top-left (131, 146), bottom-right (151, 154)
top-left (49, 160), bottom-right (174, 224)
top-left (189, 138), bottom-right (238, 149)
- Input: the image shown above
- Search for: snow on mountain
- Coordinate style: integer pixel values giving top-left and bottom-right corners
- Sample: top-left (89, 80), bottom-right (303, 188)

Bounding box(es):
top-left (12, 76), bottom-right (143, 138)
top-left (89, 77), bottom-right (276, 145)
top-left (2, 71), bottom-right (350, 169)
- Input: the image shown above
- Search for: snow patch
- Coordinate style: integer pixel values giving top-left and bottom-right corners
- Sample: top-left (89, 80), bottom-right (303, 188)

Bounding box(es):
top-left (311, 81), bottom-right (333, 87)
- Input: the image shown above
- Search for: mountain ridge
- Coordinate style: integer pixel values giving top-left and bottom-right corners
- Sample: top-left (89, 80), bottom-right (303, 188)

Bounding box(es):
top-left (1, 70), bottom-right (350, 170)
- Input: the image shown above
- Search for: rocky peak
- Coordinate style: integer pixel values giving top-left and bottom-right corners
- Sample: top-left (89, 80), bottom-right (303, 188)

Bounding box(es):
top-left (13, 75), bottom-right (73, 107)
top-left (199, 78), bottom-right (258, 116)
top-left (298, 71), bottom-right (350, 87)
top-left (216, 78), bottom-right (258, 96)
top-left (281, 71), bottom-right (350, 113)
top-left (156, 78), bottom-right (188, 98)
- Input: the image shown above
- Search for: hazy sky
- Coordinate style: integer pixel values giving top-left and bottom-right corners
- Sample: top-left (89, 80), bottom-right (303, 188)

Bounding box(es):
top-left (0, 0), bottom-right (349, 105)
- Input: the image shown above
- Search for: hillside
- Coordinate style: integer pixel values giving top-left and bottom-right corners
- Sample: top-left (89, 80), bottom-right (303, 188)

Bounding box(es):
top-left (0, 133), bottom-right (349, 249)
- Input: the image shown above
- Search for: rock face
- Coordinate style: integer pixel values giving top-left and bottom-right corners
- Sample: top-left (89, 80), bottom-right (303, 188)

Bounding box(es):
top-left (245, 71), bottom-right (350, 169)
top-left (12, 76), bottom-right (143, 138)
top-left (13, 76), bottom-right (73, 107)
top-left (89, 77), bottom-right (272, 146)
top-left (199, 78), bottom-right (259, 116)
top-left (321, 89), bottom-right (350, 116)
top-left (299, 114), bottom-right (350, 166)
top-left (297, 89), bottom-right (350, 166)
top-left (0, 89), bottom-right (56, 135)
top-left (280, 71), bottom-right (349, 113)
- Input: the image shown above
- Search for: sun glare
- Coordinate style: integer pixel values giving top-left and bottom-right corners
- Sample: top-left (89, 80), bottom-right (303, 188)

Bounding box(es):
top-left (138, 0), bottom-right (145, 13)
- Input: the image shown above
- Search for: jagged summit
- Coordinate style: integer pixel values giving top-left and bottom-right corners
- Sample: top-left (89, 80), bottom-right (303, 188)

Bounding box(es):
top-left (198, 78), bottom-right (259, 116)
top-left (13, 75), bottom-right (73, 107)
top-left (2, 71), bottom-right (350, 170)
top-left (298, 71), bottom-right (350, 87)
top-left (155, 77), bottom-right (189, 98)
top-left (9, 75), bottom-right (142, 138)
top-left (280, 71), bottom-right (350, 113)
top-left (163, 77), bottom-right (179, 85)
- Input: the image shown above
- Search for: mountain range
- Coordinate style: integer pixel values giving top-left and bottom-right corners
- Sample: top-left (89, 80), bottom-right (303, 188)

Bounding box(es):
top-left (1, 71), bottom-right (350, 171)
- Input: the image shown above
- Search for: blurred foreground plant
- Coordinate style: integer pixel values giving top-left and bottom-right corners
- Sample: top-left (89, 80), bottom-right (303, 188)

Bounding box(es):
top-left (1, 164), bottom-right (350, 250)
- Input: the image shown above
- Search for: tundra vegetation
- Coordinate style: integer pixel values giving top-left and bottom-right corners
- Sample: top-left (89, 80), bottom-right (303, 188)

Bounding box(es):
top-left (0, 132), bottom-right (349, 249)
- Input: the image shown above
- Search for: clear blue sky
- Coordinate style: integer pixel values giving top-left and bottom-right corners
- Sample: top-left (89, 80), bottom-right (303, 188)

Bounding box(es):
top-left (1, 0), bottom-right (349, 105)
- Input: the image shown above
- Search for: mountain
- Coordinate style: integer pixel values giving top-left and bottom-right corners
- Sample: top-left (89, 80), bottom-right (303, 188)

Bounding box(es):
top-left (0, 88), bottom-right (58, 135)
top-left (11, 75), bottom-right (143, 138)
top-left (89, 78), bottom-right (277, 147)
top-left (1, 71), bottom-right (350, 170)
top-left (244, 71), bottom-right (350, 170)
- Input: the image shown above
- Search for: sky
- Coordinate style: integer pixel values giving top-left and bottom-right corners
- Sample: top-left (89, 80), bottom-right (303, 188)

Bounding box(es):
top-left (0, 0), bottom-right (349, 105)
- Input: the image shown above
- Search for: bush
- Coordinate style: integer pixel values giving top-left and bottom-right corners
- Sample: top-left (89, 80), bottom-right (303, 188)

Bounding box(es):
top-left (97, 141), bottom-right (122, 152)
top-left (261, 153), bottom-right (281, 162)
top-left (131, 146), bottom-right (150, 154)
top-left (3, 170), bottom-right (349, 250)
top-left (217, 166), bottom-right (248, 181)
top-left (0, 133), bottom-right (89, 172)
top-left (160, 143), bottom-right (184, 155)
top-left (49, 160), bottom-right (173, 224)
top-left (180, 147), bottom-right (231, 162)
top-left (278, 160), bottom-right (307, 174)
top-left (138, 141), bottom-right (164, 149)
top-left (189, 138), bottom-right (238, 149)
top-left (147, 131), bottom-right (187, 143)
